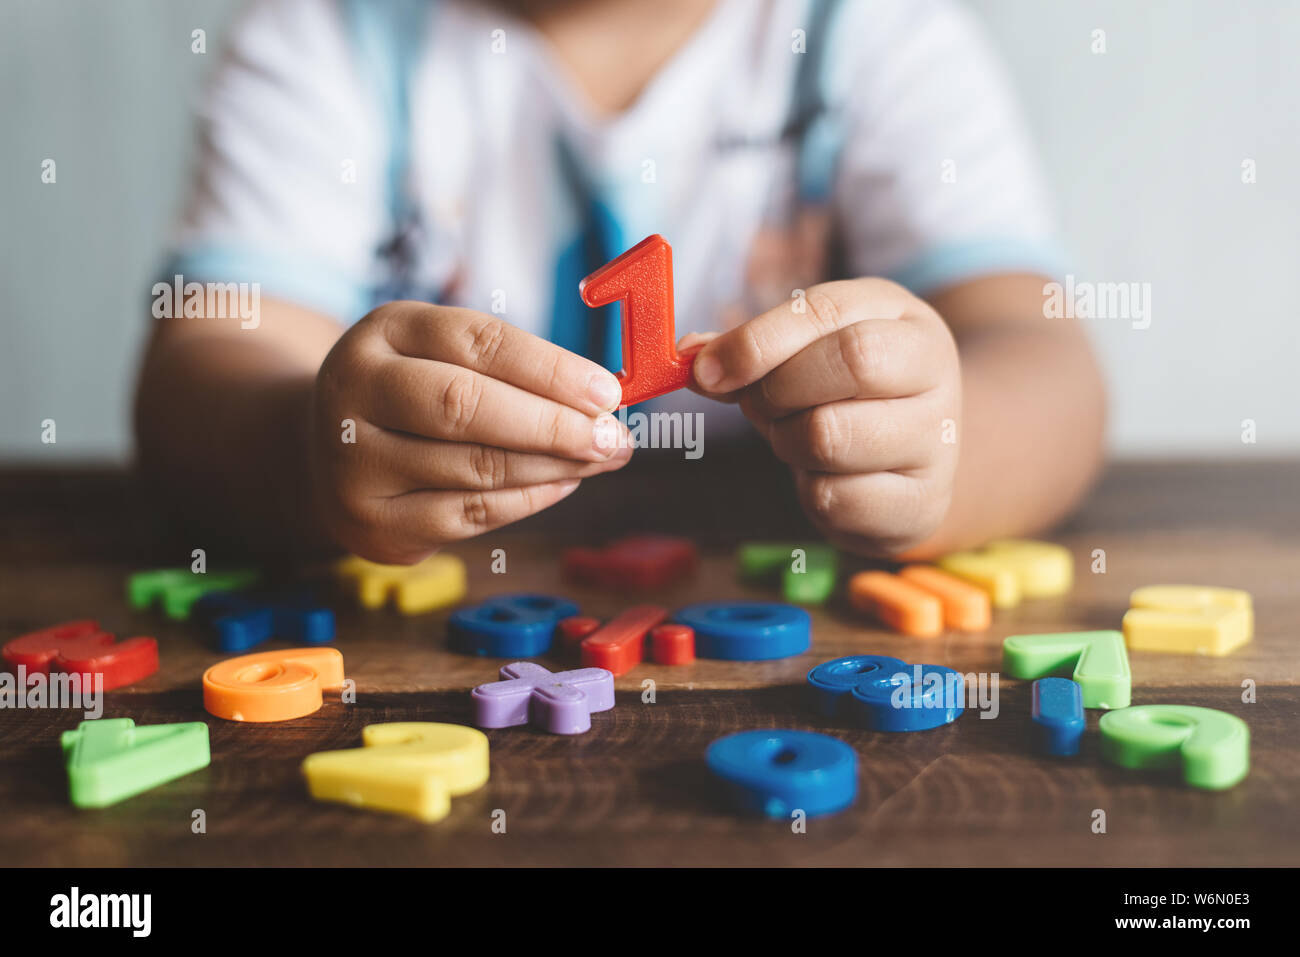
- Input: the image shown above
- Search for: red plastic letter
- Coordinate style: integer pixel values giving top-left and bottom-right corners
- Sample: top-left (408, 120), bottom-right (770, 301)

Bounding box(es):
top-left (3, 620), bottom-right (159, 691)
top-left (579, 234), bottom-right (700, 406)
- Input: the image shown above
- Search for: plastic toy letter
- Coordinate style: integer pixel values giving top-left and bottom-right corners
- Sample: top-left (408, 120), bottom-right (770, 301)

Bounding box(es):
top-left (1099, 705), bottom-right (1249, 790)
top-left (302, 722), bottom-right (489, 822)
top-left (579, 234), bottom-right (701, 407)
top-left (1002, 631), bottom-right (1130, 709)
top-left (203, 647), bottom-right (346, 722)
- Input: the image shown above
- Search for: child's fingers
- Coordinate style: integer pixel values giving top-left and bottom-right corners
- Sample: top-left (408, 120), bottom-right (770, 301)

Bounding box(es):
top-left (377, 430), bottom-right (632, 491)
top-left (368, 356), bottom-right (628, 463)
top-left (382, 304), bottom-right (623, 415)
top-left (676, 331), bottom-right (719, 353)
top-left (690, 279), bottom-right (915, 396)
top-left (383, 478), bottom-right (583, 543)
top-left (752, 396), bottom-right (946, 474)
top-left (794, 469), bottom-right (939, 553)
top-left (742, 316), bottom-right (939, 420)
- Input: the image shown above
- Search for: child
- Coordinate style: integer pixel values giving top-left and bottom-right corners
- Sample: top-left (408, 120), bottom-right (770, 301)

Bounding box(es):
top-left (135, 0), bottom-right (1105, 563)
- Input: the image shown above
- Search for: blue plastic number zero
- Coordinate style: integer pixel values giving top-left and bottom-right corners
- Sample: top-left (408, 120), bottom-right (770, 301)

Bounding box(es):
top-left (673, 602), bottom-right (810, 660)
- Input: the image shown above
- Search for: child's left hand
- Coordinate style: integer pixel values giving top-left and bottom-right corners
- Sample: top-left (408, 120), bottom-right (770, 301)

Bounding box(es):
top-left (686, 278), bottom-right (961, 557)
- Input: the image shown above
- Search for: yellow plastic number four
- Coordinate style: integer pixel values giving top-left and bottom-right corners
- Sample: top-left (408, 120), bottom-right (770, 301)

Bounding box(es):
top-left (334, 554), bottom-right (467, 615)
top-left (1122, 586), bottom-right (1253, 656)
top-left (937, 540), bottom-right (1072, 608)
top-left (302, 722), bottom-right (489, 822)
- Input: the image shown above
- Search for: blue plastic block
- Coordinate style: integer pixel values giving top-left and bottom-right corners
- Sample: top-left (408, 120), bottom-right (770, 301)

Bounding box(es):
top-left (193, 590), bottom-right (335, 652)
top-left (448, 594), bottom-right (580, 657)
top-left (1032, 677), bottom-right (1085, 756)
top-left (807, 654), bottom-right (964, 732)
top-left (673, 602), bottom-right (811, 660)
top-left (706, 730), bottom-right (857, 818)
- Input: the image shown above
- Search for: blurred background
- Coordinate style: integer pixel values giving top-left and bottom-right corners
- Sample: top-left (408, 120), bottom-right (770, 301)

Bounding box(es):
top-left (2, 0), bottom-right (1297, 462)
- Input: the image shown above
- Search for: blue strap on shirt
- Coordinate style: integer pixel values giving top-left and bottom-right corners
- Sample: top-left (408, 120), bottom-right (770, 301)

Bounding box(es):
top-left (548, 135), bottom-right (626, 374)
top-left (340, 0), bottom-right (439, 308)
top-left (341, 0), bottom-right (850, 349)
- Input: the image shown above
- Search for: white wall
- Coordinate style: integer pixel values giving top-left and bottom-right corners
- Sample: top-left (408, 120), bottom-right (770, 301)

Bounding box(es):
top-left (969, 0), bottom-right (1300, 455)
top-left (2, 0), bottom-right (1297, 461)
top-left (1, 0), bottom-right (236, 461)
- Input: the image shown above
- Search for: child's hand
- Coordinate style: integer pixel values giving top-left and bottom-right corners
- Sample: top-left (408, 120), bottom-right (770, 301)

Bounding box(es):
top-left (310, 302), bottom-right (631, 563)
top-left (688, 279), bottom-right (961, 556)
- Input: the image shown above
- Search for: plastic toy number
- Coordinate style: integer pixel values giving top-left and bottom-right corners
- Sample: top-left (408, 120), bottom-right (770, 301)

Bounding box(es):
top-left (301, 722), bottom-right (489, 822)
top-left (579, 234), bottom-right (700, 407)
top-left (1099, 705), bottom-right (1249, 790)
top-left (807, 654), bottom-right (964, 732)
top-left (62, 718), bottom-right (210, 808)
top-left (1122, 585), bottom-right (1253, 656)
top-left (937, 540), bottom-right (1072, 608)
top-left (202, 647), bottom-right (346, 722)
top-left (3, 620), bottom-right (158, 691)
top-left (1032, 678), bottom-right (1085, 756)
top-left (1002, 631), bottom-right (1131, 710)
top-left (706, 730), bottom-right (857, 818)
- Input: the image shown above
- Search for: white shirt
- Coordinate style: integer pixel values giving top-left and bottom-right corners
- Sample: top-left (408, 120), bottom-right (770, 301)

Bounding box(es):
top-left (169, 0), bottom-right (1061, 416)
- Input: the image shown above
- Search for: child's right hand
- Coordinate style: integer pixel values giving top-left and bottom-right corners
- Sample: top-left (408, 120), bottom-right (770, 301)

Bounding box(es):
top-left (309, 302), bottom-right (631, 563)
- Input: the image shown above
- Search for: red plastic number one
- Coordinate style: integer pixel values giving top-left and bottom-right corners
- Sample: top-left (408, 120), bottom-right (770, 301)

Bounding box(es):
top-left (579, 234), bottom-right (701, 407)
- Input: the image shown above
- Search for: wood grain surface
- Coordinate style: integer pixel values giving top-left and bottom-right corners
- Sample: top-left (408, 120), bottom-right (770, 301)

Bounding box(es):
top-left (1, 454), bottom-right (1297, 866)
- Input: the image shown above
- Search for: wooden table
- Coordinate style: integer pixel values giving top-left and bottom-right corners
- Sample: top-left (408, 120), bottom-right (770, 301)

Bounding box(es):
top-left (2, 455), bottom-right (1297, 866)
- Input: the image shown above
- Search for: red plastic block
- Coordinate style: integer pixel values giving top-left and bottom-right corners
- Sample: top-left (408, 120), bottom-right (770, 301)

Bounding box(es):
top-left (563, 535), bottom-right (698, 590)
top-left (3, 620), bottom-right (158, 691)
top-left (650, 624), bottom-right (695, 665)
top-left (580, 605), bottom-right (669, 677)
top-left (558, 616), bottom-right (601, 651)
top-left (579, 234), bottom-right (701, 406)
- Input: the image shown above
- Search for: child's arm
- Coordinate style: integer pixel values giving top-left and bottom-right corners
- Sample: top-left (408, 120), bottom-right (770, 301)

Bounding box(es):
top-left (685, 272), bottom-right (1105, 558)
top-left (134, 299), bottom-right (631, 562)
